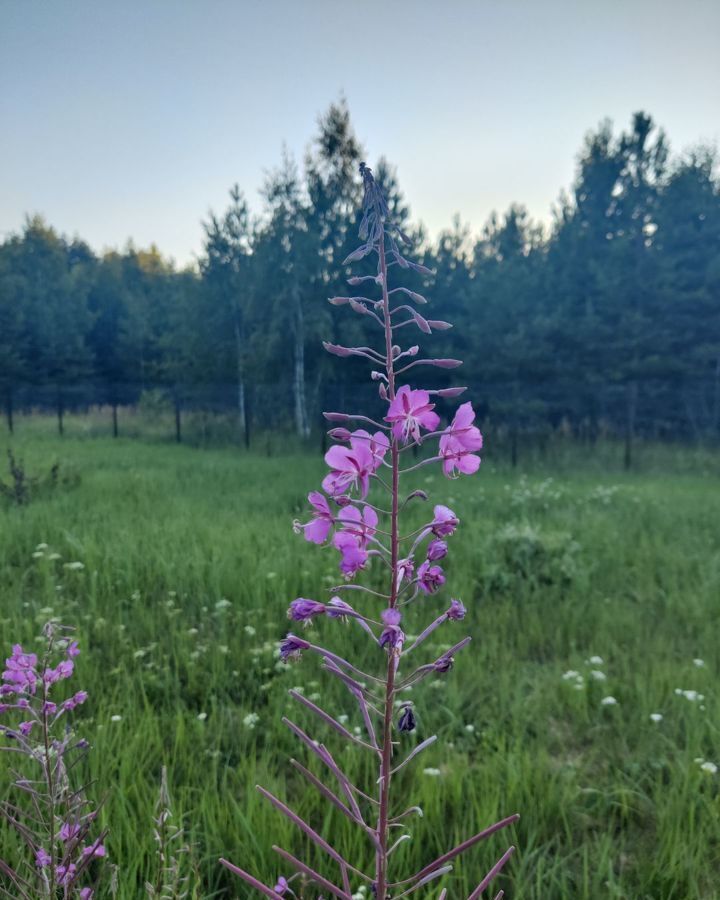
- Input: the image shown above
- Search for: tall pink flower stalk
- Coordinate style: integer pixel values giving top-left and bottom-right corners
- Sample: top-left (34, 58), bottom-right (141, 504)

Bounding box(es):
top-left (222, 163), bottom-right (518, 898)
top-left (0, 624), bottom-right (107, 899)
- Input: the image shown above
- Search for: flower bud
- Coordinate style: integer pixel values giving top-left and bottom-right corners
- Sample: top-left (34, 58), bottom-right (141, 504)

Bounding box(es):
top-left (447, 599), bottom-right (466, 621)
top-left (426, 539), bottom-right (447, 561)
top-left (398, 705), bottom-right (416, 733)
top-left (434, 655), bottom-right (454, 674)
top-left (328, 427), bottom-right (352, 442)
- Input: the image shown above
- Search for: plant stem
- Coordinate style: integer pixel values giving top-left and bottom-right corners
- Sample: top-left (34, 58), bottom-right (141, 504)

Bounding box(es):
top-left (42, 668), bottom-right (56, 898)
top-left (376, 236), bottom-right (399, 900)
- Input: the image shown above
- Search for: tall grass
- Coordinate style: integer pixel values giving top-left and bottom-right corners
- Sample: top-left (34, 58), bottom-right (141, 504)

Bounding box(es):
top-left (1, 432), bottom-right (718, 897)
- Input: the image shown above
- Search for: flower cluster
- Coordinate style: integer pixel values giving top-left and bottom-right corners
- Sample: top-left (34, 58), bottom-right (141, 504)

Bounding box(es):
top-left (222, 162), bottom-right (517, 899)
top-left (0, 624), bottom-right (106, 898)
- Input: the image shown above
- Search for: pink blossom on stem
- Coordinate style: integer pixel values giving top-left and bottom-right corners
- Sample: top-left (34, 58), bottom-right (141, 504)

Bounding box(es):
top-left (426, 539), bottom-right (448, 561)
top-left (379, 608), bottom-right (404, 651)
top-left (298, 491), bottom-right (335, 544)
top-left (417, 560), bottom-right (446, 594)
top-left (350, 428), bottom-right (389, 469)
top-left (322, 442), bottom-right (375, 499)
top-left (288, 599), bottom-right (327, 622)
top-left (447, 599), bottom-right (467, 620)
top-left (384, 385), bottom-right (440, 443)
top-left (336, 504), bottom-right (378, 547)
top-left (333, 531), bottom-right (369, 577)
top-left (431, 505), bottom-right (459, 537)
top-left (439, 402), bottom-right (483, 476)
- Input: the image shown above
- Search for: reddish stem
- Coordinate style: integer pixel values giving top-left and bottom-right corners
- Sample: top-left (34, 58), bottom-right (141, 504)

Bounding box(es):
top-left (375, 235), bottom-right (399, 900)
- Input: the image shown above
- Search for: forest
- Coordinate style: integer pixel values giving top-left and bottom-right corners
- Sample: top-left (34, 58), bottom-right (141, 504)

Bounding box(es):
top-left (1, 102), bottom-right (719, 454)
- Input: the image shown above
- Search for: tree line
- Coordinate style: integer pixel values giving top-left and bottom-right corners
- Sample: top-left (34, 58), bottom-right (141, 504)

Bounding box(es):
top-left (1, 102), bottom-right (718, 456)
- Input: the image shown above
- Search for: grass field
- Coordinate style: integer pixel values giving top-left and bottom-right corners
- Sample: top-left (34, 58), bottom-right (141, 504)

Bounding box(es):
top-left (1, 426), bottom-right (719, 898)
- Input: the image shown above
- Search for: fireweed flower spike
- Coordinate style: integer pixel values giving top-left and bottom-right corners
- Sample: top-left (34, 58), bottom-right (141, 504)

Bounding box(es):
top-left (0, 624), bottom-right (107, 898)
top-left (221, 162), bottom-right (518, 897)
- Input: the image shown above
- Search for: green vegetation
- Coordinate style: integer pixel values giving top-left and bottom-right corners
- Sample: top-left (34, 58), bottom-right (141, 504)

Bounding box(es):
top-left (2, 104), bottom-right (719, 448)
top-left (1, 432), bottom-right (718, 897)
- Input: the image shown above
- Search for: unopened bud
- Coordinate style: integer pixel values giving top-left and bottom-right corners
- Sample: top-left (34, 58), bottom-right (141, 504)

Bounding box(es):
top-left (328, 427), bottom-right (352, 441)
top-left (323, 342), bottom-right (353, 357)
top-left (428, 358), bottom-right (462, 368)
top-left (398, 705), bottom-right (416, 733)
top-left (433, 387), bottom-right (468, 398)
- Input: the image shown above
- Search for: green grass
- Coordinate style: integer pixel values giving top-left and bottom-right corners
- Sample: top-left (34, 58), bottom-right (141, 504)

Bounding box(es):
top-left (1, 428), bottom-right (719, 898)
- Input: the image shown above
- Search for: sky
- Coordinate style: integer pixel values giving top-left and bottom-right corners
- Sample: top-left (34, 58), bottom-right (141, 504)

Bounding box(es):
top-left (1, 0), bottom-right (719, 266)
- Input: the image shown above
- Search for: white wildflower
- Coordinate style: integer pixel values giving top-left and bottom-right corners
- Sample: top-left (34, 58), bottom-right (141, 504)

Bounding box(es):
top-left (197, 712), bottom-right (208, 721)
top-left (586, 656), bottom-right (604, 666)
top-left (243, 713), bottom-right (260, 729)
top-left (64, 561), bottom-right (85, 571)
top-left (601, 696), bottom-right (618, 706)
top-left (590, 670), bottom-right (607, 681)
top-left (244, 625), bottom-right (257, 637)
top-left (693, 659), bottom-right (705, 668)
top-left (700, 761), bottom-right (717, 775)
top-left (681, 690), bottom-right (703, 702)
top-left (423, 768), bottom-right (441, 777)
top-left (649, 713), bottom-right (663, 723)
top-left (562, 670), bottom-right (580, 681)
top-left (110, 715), bottom-right (122, 722)
top-left (465, 724), bottom-right (475, 733)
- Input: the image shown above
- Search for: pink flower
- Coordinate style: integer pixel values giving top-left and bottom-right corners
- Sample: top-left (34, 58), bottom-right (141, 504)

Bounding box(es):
top-left (82, 841), bottom-right (106, 858)
top-left (80, 889), bottom-right (94, 900)
top-left (35, 847), bottom-right (51, 867)
top-left (336, 505), bottom-right (378, 548)
top-left (426, 539), bottom-right (447, 561)
top-left (2, 645), bottom-right (39, 693)
top-left (394, 557), bottom-right (414, 592)
top-left (379, 608), bottom-right (404, 650)
top-left (43, 659), bottom-right (74, 685)
top-left (385, 386), bottom-right (440, 443)
top-left (66, 641), bottom-right (80, 658)
top-left (287, 599), bottom-right (326, 622)
top-left (299, 491), bottom-right (335, 544)
top-left (431, 505), bottom-right (459, 537)
top-left (59, 821), bottom-right (80, 842)
top-left (447, 599), bottom-right (466, 620)
top-left (279, 634), bottom-right (310, 662)
top-left (349, 429), bottom-right (389, 469)
top-left (439, 403), bottom-right (483, 476)
top-left (417, 561), bottom-right (446, 594)
top-left (333, 532), bottom-right (369, 577)
top-left (56, 863), bottom-right (77, 884)
top-left (62, 690), bottom-right (88, 712)
top-left (19, 720), bottom-right (35, 736)
top-left (322, 442), bottom-right (375, 499)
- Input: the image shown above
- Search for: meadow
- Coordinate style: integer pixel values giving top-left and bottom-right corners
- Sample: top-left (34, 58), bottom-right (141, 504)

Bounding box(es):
top-left (1, 422), bottom-right (719, 899)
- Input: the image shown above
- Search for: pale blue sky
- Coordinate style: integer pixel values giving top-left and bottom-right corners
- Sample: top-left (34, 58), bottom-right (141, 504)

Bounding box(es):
top-left (2, 0), bottom-right (718, 265)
